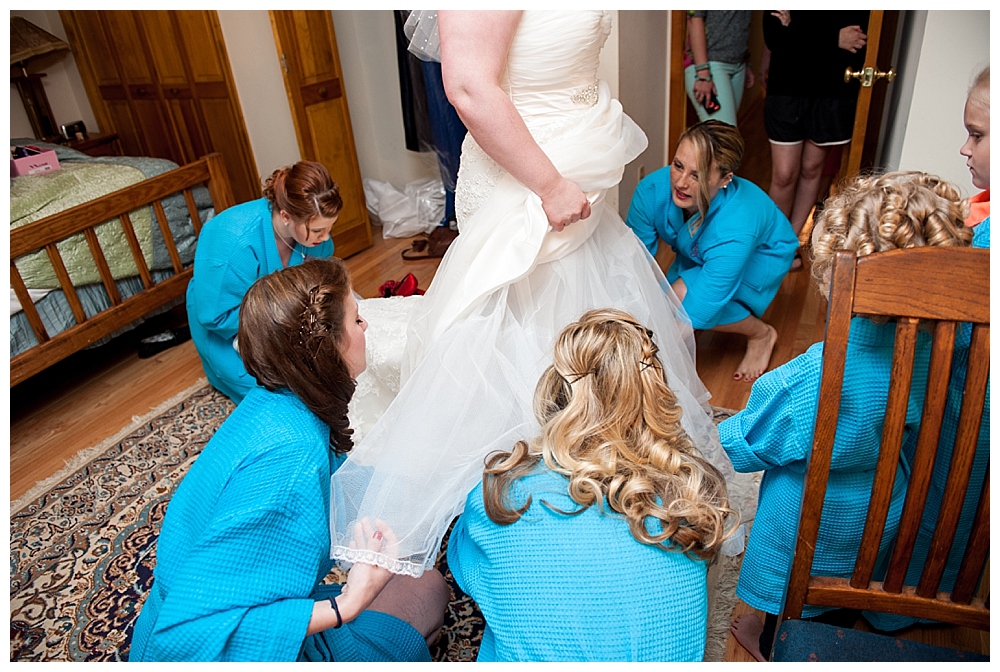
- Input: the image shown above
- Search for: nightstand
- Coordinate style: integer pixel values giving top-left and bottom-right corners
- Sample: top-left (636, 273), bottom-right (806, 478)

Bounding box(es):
top-left (63, 133), bottom-right (121, 157)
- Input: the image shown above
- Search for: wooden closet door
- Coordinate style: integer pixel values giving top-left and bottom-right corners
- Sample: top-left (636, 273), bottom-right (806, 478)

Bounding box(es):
top-left (137, 11), bottom-right (261, 204)
top-left (61, 10), bottom-right (179, 162)
top-left (60, 10), bottom-right (260, 205)
top-left (270, 10), bottom-right (372, 258)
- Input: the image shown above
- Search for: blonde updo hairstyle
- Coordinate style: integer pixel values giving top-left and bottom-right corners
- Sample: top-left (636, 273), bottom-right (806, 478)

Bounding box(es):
top-left (811, 171), bottom-right (972, 298)
top-left (482, 308), bottom-right (735, 560)
top-left (676, 120), bottom-right (744, 232)
top-left (263, 160), bottom-right (343, 224)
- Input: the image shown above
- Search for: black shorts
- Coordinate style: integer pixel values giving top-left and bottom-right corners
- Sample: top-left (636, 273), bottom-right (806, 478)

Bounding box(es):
top-left (764, 95), bottom-right (856, 146)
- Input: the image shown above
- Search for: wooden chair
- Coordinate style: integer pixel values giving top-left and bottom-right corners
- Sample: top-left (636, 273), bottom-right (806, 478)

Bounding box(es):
top-left (772, 247), bottom-right (990, 662)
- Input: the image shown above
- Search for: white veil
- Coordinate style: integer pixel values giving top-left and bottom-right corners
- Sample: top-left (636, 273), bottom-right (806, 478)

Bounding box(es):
top-left (403, 10), bottom-right (441, 62)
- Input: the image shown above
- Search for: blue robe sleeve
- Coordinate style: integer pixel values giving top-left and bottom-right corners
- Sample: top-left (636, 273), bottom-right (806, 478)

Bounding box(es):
top-left (718, 361), bottom-right (817, 473)
top-left (147, 464), bottom-right (327, 661)
top-left (624, 175), bottom-right (665, 256)
top-left (189, 249), bottom-right (263, 342)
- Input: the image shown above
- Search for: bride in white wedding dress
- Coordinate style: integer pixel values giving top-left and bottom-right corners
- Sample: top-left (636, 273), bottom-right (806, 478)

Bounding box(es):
top-left (338, 10), bottom-right (755, 576)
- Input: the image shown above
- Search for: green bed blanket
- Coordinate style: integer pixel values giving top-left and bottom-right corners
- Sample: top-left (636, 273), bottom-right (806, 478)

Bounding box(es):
top-left (11, 162), bottom-right (155, 289)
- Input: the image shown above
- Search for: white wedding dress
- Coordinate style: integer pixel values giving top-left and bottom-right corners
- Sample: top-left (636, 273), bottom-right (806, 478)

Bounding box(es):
top-left (338, 11), bottom-right (755, 576)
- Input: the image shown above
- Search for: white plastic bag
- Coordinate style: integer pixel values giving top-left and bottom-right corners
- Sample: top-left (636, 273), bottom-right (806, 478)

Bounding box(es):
top-left (363, 177), bottom-right (444, 238)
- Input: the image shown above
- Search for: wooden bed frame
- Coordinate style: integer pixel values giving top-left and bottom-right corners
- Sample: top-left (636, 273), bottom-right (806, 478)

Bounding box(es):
top-left (10, 153), bottom-right (235, 387)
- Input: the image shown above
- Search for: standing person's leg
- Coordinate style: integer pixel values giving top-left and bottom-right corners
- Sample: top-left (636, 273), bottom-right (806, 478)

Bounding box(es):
top-left (707, 61), bottom-right (743, 126)
top-left (768, 141), bottom-right (804, 218)
top-left (788, 140), bottom-right (829, 237)
top-left (728, 61), bottom-right (748, 123)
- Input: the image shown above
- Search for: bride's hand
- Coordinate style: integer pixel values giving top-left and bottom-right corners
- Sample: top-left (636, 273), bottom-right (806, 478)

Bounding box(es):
top-left (539, 177), bottom-right (591, 232)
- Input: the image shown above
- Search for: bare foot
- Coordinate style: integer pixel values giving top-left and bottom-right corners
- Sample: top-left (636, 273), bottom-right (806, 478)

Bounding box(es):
top-left (789, 251), bottom-right (803, 272)
top-left (730, 613), bottom-right (768, 662)
top-left (734, 324), bottom-right (777, 382)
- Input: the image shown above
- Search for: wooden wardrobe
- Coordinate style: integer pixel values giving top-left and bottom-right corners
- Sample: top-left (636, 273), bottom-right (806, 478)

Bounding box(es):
top-left (60, 10), bottom-right (372, 257)
top-left (60, 10), bottom-right (259, 205)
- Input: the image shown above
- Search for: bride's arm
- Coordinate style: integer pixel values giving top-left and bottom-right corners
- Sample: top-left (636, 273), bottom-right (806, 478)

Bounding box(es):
top-left (439, 10), bottom-right (591, 232)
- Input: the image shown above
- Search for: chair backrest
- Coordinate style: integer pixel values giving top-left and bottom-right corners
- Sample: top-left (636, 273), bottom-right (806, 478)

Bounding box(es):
top-left (780, 247), bottom-right (990, 631)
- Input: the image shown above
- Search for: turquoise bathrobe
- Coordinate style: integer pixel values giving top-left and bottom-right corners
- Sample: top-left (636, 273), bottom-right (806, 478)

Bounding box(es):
top-left (186, 198), bottom-right (334, 403)
top-left (447, 469), bottom-right (709, 661)
top-left (719, 318), bottom-right (932, 617)
top-left (128, 387), bottom-right (428, 662)
top-left (866, 219), bottom-right (991, 631)
top-left (625, 169), bottom-right (798, 330)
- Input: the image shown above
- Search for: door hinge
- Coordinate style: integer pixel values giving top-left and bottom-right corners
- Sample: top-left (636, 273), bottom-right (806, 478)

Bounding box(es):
top-left (281, 54), bottom-right (289, 73)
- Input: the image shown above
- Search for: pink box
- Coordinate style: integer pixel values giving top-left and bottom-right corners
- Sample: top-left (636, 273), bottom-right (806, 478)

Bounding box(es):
top-left (11, 149), bottom-right (61, 177)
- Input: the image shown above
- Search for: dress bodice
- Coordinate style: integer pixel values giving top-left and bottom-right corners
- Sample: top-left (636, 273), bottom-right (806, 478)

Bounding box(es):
top-left (503, 11), bottom-right (611, 130)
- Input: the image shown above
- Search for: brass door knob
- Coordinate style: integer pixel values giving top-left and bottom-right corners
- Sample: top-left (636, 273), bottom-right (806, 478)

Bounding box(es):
top-left (844, 66), bottom-right (897, 87)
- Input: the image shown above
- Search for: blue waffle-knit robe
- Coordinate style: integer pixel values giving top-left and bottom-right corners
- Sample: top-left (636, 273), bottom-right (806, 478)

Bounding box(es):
top-left (186, 198), bottom-right (334, 404)
top-left (447, 469), bottom-right (709, 661)
top-left (128, 387), bottom-right (429, 662)
top-left (719, 318), bottom-right (931, 617)
top-left (866, 219), bottom-right (991, 631)
top-left (625, 169), bottom-right (798, 329)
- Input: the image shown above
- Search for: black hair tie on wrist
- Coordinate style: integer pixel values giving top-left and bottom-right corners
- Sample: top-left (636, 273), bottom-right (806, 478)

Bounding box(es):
top-left (329, 595), bottom-right (343, 628)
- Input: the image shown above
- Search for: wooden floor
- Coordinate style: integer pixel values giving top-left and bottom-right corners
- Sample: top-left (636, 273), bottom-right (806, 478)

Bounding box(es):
top-left (9, 224), bottom-right (988, 658)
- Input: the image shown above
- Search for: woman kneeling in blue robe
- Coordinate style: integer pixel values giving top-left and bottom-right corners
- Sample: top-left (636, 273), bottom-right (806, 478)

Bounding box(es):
top-left (447, 308), bottom-right (737, 662)
top-left (131, 258), bottom-right (450, 662)
top-left (186, 161), bottom-right (338, 404)
top-left (626, 120), bottom-right (798, 383)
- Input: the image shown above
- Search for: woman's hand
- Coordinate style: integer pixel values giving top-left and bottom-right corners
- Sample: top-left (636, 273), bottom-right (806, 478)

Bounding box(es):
top-left (539, 177), bottom-right (591, 232)
top-left (770, 10), bottom-right (791, 27)
top-left (693, 77), bottom-right (717, 107)
top-left (838, 25), bottom-right (867, 53)
top-left (307, 518), bottom-right (397, 635)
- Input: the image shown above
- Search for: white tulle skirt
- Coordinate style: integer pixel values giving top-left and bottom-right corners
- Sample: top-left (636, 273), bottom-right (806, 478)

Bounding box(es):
top-left (340, 208), bottom-right (755, 576)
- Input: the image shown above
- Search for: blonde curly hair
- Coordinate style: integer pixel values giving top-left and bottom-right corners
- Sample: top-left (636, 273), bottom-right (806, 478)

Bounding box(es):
top-left (481, 308), bottom-right (735, 560)
top-left (810, 171), bottom-right (973, 298)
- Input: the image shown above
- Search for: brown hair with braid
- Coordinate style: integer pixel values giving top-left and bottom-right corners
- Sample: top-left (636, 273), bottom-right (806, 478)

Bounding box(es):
top-left (675, 120), bottom-right (744, 233)
top-left (810, 171), bottom-right (973, 298)
top-left (482, 308), bottom-right (736, 560)
top-left (262, 161), bottom-right (343, 224)
top-left (238, 258), bottom-right (357, 454)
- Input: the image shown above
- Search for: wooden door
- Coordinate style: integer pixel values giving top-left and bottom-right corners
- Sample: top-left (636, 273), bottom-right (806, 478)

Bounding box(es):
top-left (843, 10), bottom-right (899, 176)
top-left (269, 10), bottom-right (372, 258)
top-left (135, 11), bottom-right (261, 204)
top-left (62, 11), bottom-right (180, 162)
top-left (60, 10), bottom-right (260, 204)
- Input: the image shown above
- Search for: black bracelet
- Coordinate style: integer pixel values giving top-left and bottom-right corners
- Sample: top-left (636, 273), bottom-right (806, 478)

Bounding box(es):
top-left (329, 595), bottom-right (343, 629)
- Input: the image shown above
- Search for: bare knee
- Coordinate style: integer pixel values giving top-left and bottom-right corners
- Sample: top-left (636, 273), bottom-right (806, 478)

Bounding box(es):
top-left (367, 569), bottom-right (449, 640)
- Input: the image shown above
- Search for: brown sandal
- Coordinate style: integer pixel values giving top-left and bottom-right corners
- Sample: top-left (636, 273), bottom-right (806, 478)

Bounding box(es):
top-left (401, 226), bottom-right (458, 261)
top-left (401, 238), bottom-right (431, 261)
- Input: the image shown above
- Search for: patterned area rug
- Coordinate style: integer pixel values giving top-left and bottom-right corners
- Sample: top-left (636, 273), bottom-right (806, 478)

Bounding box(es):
top-left (10, 381), bottom-right (746, 662)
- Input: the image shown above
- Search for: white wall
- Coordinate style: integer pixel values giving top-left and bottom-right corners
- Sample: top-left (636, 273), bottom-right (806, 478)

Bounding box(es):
top-left (889, 10), bottom-right (990, 197)
top-left (10, 10), bottom-right (98, 140)
top-left (331, 10), bottom-right (439, 191)
top-left (216, 11), bottom-right (300, 182)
